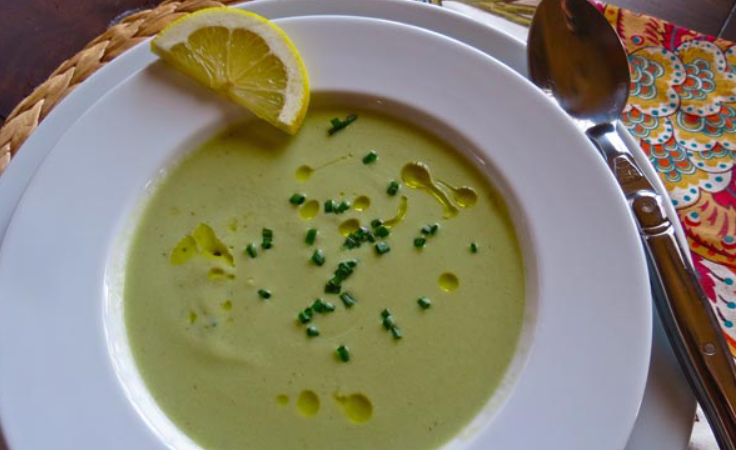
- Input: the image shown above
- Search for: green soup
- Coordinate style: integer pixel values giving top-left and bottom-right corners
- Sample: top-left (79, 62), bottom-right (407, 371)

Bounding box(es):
top-left (124, 103), bottom-right (525, 450)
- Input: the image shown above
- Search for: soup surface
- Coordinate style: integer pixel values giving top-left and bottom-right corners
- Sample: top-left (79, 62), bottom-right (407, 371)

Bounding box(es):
top-left (124, 103), bottom-right (525, 450)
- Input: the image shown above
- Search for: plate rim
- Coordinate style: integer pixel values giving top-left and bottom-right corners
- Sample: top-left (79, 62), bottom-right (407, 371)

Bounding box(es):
top-left (0, 2), bottom-right (679, 449)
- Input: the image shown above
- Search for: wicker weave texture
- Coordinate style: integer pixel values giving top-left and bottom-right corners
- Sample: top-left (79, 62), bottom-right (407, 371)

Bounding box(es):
top-left (0, 0), bottom-right (244, 177)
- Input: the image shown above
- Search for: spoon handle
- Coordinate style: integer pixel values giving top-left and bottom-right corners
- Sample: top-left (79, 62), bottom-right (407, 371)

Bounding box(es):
top-left (587, 123), bottom-right (736, 450)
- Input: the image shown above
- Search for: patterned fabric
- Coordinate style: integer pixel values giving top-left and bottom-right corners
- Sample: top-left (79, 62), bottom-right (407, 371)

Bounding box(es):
top-left (593, 3), bottom-right (736, 354)
top-left (466, 0), bottom-right (736, 356)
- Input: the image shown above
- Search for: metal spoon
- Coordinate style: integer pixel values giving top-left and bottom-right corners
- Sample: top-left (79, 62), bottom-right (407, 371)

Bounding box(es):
top-left (528, 0), bottom-right (736, 448)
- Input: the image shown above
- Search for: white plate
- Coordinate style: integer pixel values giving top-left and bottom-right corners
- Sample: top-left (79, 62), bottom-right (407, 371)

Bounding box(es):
top-left (0, 0), bottom-right (695, 448)
top-left (0, 14), bottom-right (650, 450)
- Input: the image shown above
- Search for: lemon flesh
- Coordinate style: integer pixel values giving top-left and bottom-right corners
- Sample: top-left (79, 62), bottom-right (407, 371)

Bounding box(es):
top-left (151, 8), bottom-right (309, 134)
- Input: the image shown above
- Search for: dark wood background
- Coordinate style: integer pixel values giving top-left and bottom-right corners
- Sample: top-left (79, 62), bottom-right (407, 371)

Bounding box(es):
top-left (0, 0), bottom-right (734, 127)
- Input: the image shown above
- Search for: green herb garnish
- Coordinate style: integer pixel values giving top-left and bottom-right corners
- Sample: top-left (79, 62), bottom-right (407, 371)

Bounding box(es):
top-left (414, 237), bottom-right (426, 248)
top-left (337, 200), bottom-right (351, 213)
top-left (418, 297), bottom-right (432, 309)
top-left (245, 243), bottom-right (258, 258)
top-left (470, 242), bottom-right (478, 253)
top-left (375, 241), bottom-right (391, 255)
top-left (306, 228), bottom-right (318, 246)
top-left (298, 308), bottom-right (314, 324)
top-left (381, 308), bottom-right (392, 318)
top-left (325, 279), bottom-right (342, 294)
top-left (420, 225), bottom-right (432, 235)
top-left (343, 227), bottom-right (375, 250)
top-left (430, 223), bottom-right (440, 235)
top-left (391, 326), bottom-right (403, 340)
top-left (323, 302), bottom-right (336, 312)
top-left (370, 219), bottom-right (383, 229)
top-left (375, 226), bottom-right (390, 238)
top-left (312, 249), bottom-right (326, 266)
top-left (340, 292), bottom-right (357, 308)
top-left (328, 114), bottom-right (358, 136)
top-left (362, 150), bottom-right (378, 164)
top-left (306, 325), bottom-right (320, 337)
top-left (258, 289), bottom-right (271, 299)
top-left (325, 199), bottom-right (337, 213)
top-left (382, 315), bottom-right (395, 330)
top-left (289, 193), bottom-right (306, 205)
top-left (261, 228), bottom-right (273, 249)
top-left (387, 180), bottom-right (400, 196)
top-left (312, 298), bottom-right (326, 313)
top-left (336, 345), bottom-right (351, 362)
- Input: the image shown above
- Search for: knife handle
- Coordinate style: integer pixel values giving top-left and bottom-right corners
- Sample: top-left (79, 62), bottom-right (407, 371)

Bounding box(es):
top-left (587, 123), bottom-right (736, 450)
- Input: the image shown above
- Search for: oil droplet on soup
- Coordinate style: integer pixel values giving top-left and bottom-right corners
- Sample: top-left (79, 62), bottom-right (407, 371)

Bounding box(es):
top-left (297, 390), bottom-right (320, 417)
top-left (338, 218), bottom-right (361, 236)
top-left (383, 196), bottom-right (409, 228)
top-left (276, 394), bottom-right (289, 406)
top-left (299, 200), bottom-right (320, 220)
top-left (437, 180), bottom-right (478, 208)
top-left (353, 195), bottom-right (371, 211)
top-left (401, 162), bottom-right (458, 219)
top-left (439, 272), bottom-right (459, 292)
top-left (296, 165), bottom-right (314, 182)
top-left (335, 393), bottom-right (373, 423)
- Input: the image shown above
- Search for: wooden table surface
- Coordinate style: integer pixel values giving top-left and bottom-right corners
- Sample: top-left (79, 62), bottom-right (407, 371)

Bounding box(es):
top-left (0, 0), bottom-right (733, 127)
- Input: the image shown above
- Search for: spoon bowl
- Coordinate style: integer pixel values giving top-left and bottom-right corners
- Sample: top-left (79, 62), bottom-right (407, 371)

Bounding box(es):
top-left (527, 0), bottom-right (630, 123)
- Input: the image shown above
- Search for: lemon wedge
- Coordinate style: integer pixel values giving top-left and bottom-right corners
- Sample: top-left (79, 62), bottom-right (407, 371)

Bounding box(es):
top-left (151, 8), bottom-right (309, 134)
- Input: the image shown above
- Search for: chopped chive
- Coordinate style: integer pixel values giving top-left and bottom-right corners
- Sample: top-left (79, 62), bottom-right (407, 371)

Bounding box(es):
top-left (323, 302), bottom-right (336, 312)
top-left (381, 308), bottom-right (392, 318)
top-left (337, 200), bottom-right (351, 213)
top-left (430, 223), bottom-right (440, 235)
top-left (261, 228), bottom-right (274, 249)
top-left (336, 345), bottom-right (351, 362)
top-left (325, 279), bottom-right (342, 294)
top-left (375, 226), bottom-right (390, 238)
top-left (306, 228), bottom-right (318, 246)
top-left (340, 292), bottom-right (357, 308)
top-left (375, 241), bottom-right (391, 255)
top-left (391, 326), bottom-right (403, 340)
top-left (420, 225), bottom-right (432, 235)
top-left (470, 242), bottom-right (479, 253)
top-left (298, 307), bottom-right (314, 324)
top-left (312, 249), bottom-right (326, 266)
top-left (387, 180), bottom-right (400, 196)
top-left (289, 193), bottom-right (306, 205)
top-left (245, 243), bottom-right (258, 258)
top-left (382, 315), bottom-right (395, 330)
top-left (335, 263), bottom-right (354, 280)
top-left (346, 259), bottom-right (358, 268)
top-left (258, 289), bottom-right (271, 299)
top-left (418, 297), bottom-right (432, 309)
top-left (312, 298), bottom-right (326, 313)
top-left (325, 200), bottom-right (337, 213)
top-left (370, 219), bottom-right (383, 229)
top-left (306, 325), bottom-right (320, 337)
top-left (328, 114), bottom-right (358, 136)
top-left (344, 234), bottom-right (360, 249)
top-left (362, 150), bottom-right (378, 164)
top-left (414, 237), bottom-right (426, 248)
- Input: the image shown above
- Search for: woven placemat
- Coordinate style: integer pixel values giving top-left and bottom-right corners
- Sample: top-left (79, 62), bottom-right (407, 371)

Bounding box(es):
top-left (0, 0), bottom-right (246, 178)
